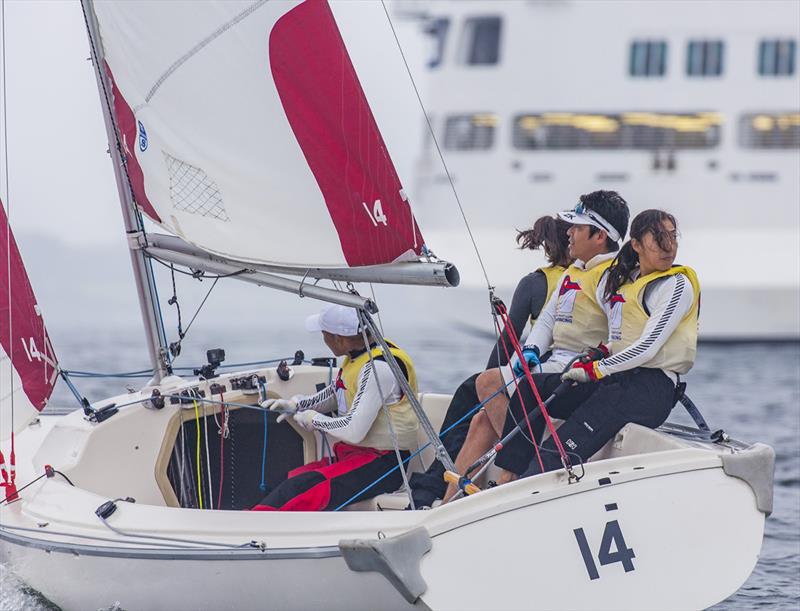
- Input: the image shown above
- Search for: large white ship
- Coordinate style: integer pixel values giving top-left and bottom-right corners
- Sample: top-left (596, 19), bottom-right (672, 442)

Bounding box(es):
top-left (396, 0), bottom-right (800, 340)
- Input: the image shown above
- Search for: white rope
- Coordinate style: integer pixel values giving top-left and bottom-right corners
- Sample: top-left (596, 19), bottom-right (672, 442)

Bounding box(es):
top-left (1, 0), bottom-right (15, 432)
top-left (202, 403), bottom-right (214, 510)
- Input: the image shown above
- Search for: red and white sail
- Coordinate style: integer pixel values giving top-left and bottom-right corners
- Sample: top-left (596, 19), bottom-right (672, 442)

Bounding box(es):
top-left (1, 201), bottom-right (58, 439)
top-left (91, 0), bottom-right (429, 270)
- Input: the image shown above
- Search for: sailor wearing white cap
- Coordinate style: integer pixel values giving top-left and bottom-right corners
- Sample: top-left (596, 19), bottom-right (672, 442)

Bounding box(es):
top-left (253, 304), bottom-right (419, 512)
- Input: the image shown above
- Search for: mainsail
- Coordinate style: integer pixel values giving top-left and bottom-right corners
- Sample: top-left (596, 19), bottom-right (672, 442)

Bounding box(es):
top-left (1, 201), bottom-right (58, 438)
top-left (92, 0), bottom-right (428, 269)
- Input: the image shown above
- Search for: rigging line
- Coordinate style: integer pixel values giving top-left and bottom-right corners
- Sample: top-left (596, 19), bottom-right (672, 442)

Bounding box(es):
top-left (203, 402), bottom-right (214, 510)
top-left (380, 1), bottom-right (492, 289)
top-left (181, 277), bottom-right (219, 341)
top-left (333, 377), bottom-right (516, 511)
top-left (359, 322), bottom-right (414, 510)
top-left (1, 0), bottom-right (14, 433)
top-left (147, 252), bottom-right (249, 280)
top-left (193, 399), bottom-right (204, 509)
top-left (369, 284), bottom-right (384, 336)
top-left (0, 521), bottom-right (249, 550)
top-left (169, 264), bottom-right (184, 339)
top-left (217, 391), bottom-right (225, 509)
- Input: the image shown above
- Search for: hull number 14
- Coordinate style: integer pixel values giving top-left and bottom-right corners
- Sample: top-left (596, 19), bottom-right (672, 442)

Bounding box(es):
top-left (574, 519), bottom-right (636, 580)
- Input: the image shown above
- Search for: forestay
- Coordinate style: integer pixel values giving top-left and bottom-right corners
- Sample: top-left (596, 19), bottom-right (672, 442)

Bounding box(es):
top-left (0, 201), bottom-right (58, 439)
top-left (92, 0), bottom-right (428, 269)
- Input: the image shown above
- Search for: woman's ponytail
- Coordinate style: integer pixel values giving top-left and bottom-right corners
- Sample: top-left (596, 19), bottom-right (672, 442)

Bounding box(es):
top-left (604, 241), bottom-right (639, 300)
top-left (516, 215), bottom-right (571, 267)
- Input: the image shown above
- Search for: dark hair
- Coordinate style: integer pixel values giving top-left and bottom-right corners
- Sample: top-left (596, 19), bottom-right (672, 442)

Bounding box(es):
top-left (579, 190), bottom-right (630, 252)
top-left (604, 209), bottom-right (678, 299)
top-left (516, 215), bottom-right (572, 267)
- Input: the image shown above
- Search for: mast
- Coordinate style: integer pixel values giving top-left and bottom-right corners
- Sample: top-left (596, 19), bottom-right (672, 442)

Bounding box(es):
top-left (81, 0), bottom-right (171, 383)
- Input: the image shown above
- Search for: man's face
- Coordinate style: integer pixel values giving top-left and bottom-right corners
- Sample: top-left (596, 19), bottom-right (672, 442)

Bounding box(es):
top-left (567, 224), bottom-right (607, 262)
top-left (322, 331), bottom-right (347, 356)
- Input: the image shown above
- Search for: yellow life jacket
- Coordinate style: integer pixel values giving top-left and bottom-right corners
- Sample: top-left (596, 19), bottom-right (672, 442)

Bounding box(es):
top-left (551, 258), bottom-right (613, 353)
top-left (608, 266), bottom-right (700, 374)
top-left (530, 265), bottom-right (566, 325)
top-left (339, 339), bottom-right (419, 451)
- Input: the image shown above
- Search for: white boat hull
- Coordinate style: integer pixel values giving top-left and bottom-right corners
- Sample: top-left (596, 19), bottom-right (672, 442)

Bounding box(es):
top-left (0, 366), bottom-right (772, 610)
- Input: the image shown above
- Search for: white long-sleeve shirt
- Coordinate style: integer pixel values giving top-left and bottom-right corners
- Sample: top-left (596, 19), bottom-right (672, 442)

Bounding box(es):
top-left (521, 251), bottom-right (616, 367)
top-left (595, 271), bottom-right (695, 383)
top-left (300, 359), bottom-right (403, 445)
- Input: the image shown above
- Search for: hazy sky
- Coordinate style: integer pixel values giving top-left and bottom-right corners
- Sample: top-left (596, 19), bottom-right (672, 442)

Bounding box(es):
top-left (2, 1), bottom-right (126, 247)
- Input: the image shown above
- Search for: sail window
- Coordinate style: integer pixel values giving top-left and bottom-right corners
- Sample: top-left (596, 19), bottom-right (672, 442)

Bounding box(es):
top-left (629, 40), bottom-right (668, 77)
top-left (758, 39), bottom-right (796, 76)
top-left (424, 18), bottom-right (450, 68)
top-left (739, 112), bottom-right (800, 148)
top-left (513, 112), bottom-right (721, 150)
top-left (164, 153), bottom-right (230, 221)
top-left (687, 40), bottom-right (724, 77)
top-left (459, 16), bottom-right (502, 65)
top-left (444, 114), bottom-right (497, 150)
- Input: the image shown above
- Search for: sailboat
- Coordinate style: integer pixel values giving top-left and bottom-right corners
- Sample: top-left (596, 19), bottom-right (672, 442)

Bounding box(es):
top-left (0, 1), bottom-right (774, 610)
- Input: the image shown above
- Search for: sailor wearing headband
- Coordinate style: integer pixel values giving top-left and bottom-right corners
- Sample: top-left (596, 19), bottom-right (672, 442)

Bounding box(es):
top-left (488, 190), bottom-right (631, 482)
top-left (558, 201), bottom-right (622, 242)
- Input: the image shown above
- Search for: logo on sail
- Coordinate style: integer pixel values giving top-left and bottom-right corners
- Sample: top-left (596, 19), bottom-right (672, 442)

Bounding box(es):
top-left (137, 121), bottom-right (148, 152)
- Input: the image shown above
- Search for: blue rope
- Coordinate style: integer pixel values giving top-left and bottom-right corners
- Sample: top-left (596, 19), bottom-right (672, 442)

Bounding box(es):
top-left (59, 358), bottom-right (308, 381)
top-left (260, 410), bottom-right (268, 491)
top-left (59, 371), bottom-right (86, 407)
top-left (332, 378), bottom-right (515, 511)
top-left (258, 380), bottom-right (269, 491)
top-left (63, 369), bottom-right (153, 379)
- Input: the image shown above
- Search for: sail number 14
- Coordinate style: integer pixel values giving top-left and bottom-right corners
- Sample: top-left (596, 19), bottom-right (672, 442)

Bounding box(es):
top-left (363, 200), bottom-right (388, 227)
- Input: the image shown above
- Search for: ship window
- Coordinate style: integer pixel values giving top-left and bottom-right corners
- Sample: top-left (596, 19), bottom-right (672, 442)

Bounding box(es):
top-left (758, 39), bottom-right (796, 76)
top-left (424, 18), bottom-right (450, 69)
top-left (739, 112), bottom-right (800, 148)
top-left (444, 113), bottom-right (497, 149)
top-left (513, 112), bottom-right (721, 150)
top-left (629, 40), bottom-right (667, 77)
top-left (687, 40), bottom-right (724, 76)
top-left (460, 16), bottom-right (502, 65)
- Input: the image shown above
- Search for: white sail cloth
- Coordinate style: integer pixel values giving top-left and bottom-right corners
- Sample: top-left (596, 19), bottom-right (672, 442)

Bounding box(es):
top-left (92, 0), bottom-right (427, 269)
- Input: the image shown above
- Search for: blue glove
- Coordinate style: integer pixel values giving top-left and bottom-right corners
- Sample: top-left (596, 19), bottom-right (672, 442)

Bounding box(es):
top-left (512, 347), bottom-right (541, 378)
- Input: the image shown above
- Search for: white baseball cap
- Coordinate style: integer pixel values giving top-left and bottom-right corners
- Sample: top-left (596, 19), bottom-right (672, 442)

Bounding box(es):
top-left (558, 202), bottom-right (621, 242)
top-left (305, 304), bottom-right (362, 336)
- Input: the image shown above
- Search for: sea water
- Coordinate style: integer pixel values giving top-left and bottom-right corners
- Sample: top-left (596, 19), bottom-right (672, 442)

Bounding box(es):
top-left (1, 324), bottom-right (798, 610)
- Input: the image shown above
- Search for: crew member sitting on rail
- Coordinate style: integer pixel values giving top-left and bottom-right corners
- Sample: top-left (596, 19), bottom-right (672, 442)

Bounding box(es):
top-left (409, 213), bottom-right (572, 508)
top-left (252, 304), bottom-right (418, 512)
top-left (514, 209), bottom-right (700, 478)
top-left (444, 190), bottom-right (630, 501)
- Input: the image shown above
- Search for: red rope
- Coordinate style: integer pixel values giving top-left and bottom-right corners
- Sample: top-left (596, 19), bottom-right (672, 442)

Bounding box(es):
top-left (0, 438), bottom-right (18, 501)
top-left (493, 299), bottom-right (571, 470)
top-left (217, 392), bottom-right (225, 509)
top-left (491, 306), bottom-right (544, 472)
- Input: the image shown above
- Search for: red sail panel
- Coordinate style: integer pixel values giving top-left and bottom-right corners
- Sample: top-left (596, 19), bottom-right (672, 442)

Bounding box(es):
top-left (269, 0), bottom-right (424, 267)
top-left (104, 62), bottom-right (162, 224)
top-left (0, 201), bottom-right (58, 413)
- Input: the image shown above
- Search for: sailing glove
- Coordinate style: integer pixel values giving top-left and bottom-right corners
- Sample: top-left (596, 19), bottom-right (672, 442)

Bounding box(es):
top-left (561, 360), bottom-right (603, 384)
top-left (260, 396), bottom-right (300, 423)
top-left (512, 347), bottom-right (541, 378)
top-left (292, 410), bottom-right (317, 432)
top-left (580, 343), bottom-right (610, 363)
